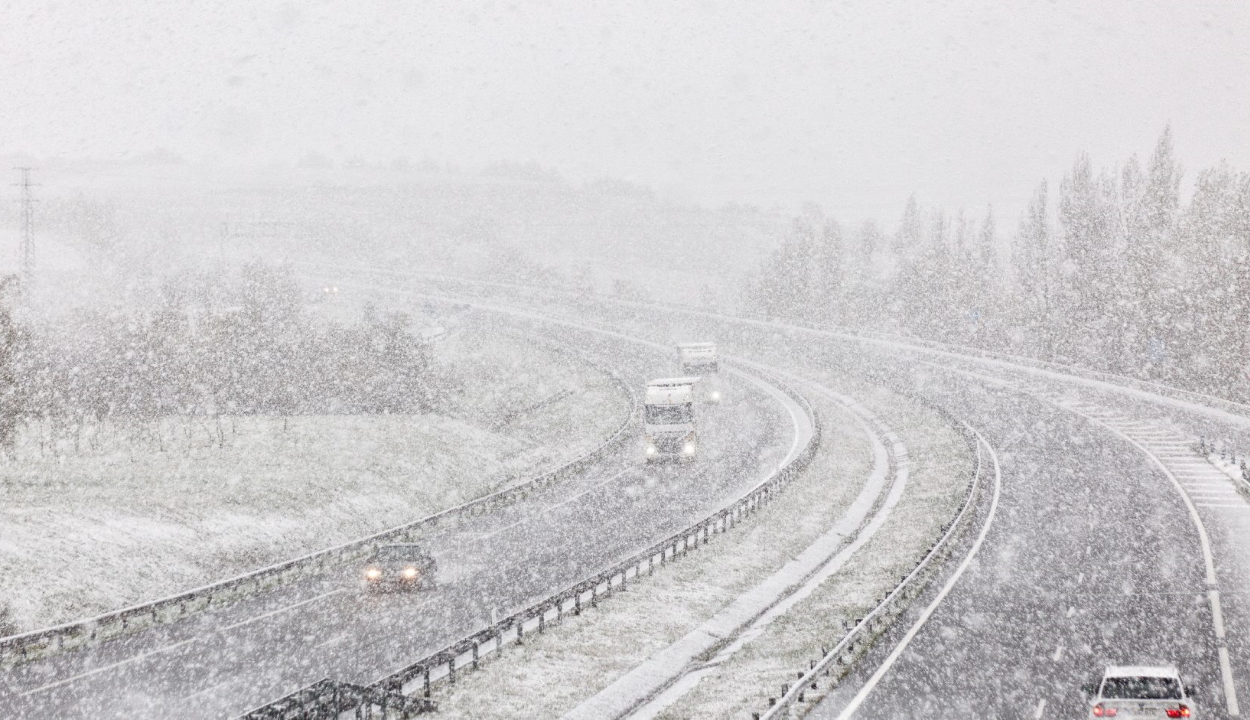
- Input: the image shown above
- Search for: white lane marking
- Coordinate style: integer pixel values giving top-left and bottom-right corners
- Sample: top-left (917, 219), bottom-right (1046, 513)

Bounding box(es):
top-left (835, 426), bottom-right (1002, 720)
top-left (177, 676), bottom-right (240, 702)
top-left (1196, 503), bottom-right (1250, 509)
top-left (1052, 644), bottom-right (1064, 662)
top-left (619, 377), bottom-right (896, 720)
top-left (1033, 699), bottom-right (1047, 719)
top-left (944, 365), bottom-right (1242, 717)
top-left (1077, 572), bottom-right (1085, 584)
top-left (1055, 410), bottom-right (1240, 716)
top-left (220, 589), bottom-right (346, 632)
top-left (314, 632), bottom-right (348, 649)
top-left (20, 588), bottom-right (347, 697)
top-left (1067, 606), bottom-right (1076, 618)
top-left (465, 467), bottom-right (634, 547)
top-left (20, 636), bottom-right (196, 697)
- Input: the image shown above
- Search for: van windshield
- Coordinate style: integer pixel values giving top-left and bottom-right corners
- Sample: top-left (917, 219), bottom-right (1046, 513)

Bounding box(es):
top-left (1101, 677), bottom-right (1183, 700)
top-left (646, 404), bottom-right (693, 424)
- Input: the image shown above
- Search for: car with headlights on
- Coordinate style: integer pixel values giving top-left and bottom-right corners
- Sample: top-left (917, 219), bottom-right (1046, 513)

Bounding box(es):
top-left (362, 544), bottom-right (438, 592)
top-left (1086, 665), bottom-right (1196, 718)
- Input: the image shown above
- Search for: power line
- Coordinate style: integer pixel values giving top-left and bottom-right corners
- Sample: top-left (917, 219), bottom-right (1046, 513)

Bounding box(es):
top-left (12, 167), bottom-right (38, 297)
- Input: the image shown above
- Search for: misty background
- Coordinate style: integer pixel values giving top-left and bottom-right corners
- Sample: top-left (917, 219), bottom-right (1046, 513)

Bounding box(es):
top-left (1, 1), bottom-right (1249, 436)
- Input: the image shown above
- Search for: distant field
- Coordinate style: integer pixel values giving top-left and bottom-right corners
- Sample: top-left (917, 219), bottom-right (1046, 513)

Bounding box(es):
top-left (0, 321), bottom-right (628, 633)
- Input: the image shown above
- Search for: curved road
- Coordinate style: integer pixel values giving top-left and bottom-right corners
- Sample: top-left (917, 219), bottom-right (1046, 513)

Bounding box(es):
top-left (362, 271), bottom-right (1250, 720)
top-left (0, 313), bottom-right (804, 719)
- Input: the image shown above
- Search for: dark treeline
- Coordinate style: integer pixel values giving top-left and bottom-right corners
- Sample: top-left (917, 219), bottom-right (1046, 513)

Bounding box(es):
top-left (748, 128), bottom-right (1250, 401)
top-left (1, 262), bottom-right (437, 451)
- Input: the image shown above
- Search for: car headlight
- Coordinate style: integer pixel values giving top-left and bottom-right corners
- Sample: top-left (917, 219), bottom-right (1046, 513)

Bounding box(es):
top-left (710, 390), bottom-right (721, 401)
top-left (402, 567), bottom-right (418, 579)
top-left (683, 442), bottom-right (696, 455)
top-left (645, 444), bottom-right (657, 455)
top-left (365, 568), bottom-right (382, 580)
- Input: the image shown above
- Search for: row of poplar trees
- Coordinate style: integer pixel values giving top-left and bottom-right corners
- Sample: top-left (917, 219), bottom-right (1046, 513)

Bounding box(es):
top-left (749, 128), bottom-right (1250, 400)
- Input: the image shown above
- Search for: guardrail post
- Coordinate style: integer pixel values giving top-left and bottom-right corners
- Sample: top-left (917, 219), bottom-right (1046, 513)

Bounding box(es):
top-left (423, 668), bottom-right (431, 698)
top-left (575, 592), bottom-right (582, 616)
top-left (472, 643), bottom-right (479, 670)
top-left (448, 656), bottom-right (456, 685)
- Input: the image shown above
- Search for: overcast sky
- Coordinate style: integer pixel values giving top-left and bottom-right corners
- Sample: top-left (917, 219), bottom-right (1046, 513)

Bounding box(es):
top-left (3, 0), bottom-right (1248, 221)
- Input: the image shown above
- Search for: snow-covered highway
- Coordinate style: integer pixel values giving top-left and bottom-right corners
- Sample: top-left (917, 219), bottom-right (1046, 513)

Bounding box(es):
top-left (0, 316), bottom-right (808, 719)
top-left (7, 269), bottom-right (1250, 719)
top-left (385, 273), bottom-right (1250, 719)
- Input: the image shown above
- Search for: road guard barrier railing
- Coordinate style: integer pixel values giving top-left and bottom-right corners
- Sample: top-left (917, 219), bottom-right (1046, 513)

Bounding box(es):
top-left (237, 677), bottom-right (435, 720)
top-left (0, 347), bottom-right (637, 670)
top-left (235, 360), bottom-right (820, 719)
top-left (754, 419), bottom-right (985, 720)
top-left (1196, 437), bottom-right (1250, 487)
top-left (364, 266), bottom-right (1250, 422)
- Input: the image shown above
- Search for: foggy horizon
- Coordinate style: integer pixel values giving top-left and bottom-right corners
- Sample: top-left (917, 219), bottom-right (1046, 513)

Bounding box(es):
top-left (4, 1), bottom-right (1248, 221)
top-left (4, 4), bottom-right (1250, 720)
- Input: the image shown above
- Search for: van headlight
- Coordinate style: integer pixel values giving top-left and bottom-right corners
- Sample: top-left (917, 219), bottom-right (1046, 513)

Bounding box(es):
top-left (365, 568), bottom-right (382, 580)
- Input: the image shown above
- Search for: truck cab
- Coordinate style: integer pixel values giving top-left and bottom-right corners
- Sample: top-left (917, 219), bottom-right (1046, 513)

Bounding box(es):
top-left (644, 378), bottom-right (700, 462)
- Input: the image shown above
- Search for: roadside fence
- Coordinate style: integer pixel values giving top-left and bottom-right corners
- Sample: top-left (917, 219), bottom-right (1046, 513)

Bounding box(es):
top-left (234, 360), bottom-right (820, 719)
top-left (754, 421), bottom-right (986, 720)
top-left (0, 348), bottom-right (637, 670)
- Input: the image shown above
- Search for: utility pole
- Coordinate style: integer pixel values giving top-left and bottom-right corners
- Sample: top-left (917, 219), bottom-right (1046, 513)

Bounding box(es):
top-left (12, 168), bottom-right (37, 297)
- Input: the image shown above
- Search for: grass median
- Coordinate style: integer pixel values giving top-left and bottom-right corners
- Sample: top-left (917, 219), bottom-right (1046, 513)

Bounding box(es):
top-left (430, 374), bottom-right (881, 719)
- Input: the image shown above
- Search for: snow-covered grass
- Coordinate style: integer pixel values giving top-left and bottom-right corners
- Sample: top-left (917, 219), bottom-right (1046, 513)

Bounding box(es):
top-left (428, 375), bottom-right (875, 719)
top-left (0, 321), bottom-right (628, 634)
top-left (658, 373), bottom-right (971, 719)
top-left (425, 373), bottom-right (969, 720)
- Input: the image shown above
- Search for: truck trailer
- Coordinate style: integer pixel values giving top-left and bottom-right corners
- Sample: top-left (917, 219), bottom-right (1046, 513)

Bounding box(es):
top-left (677, 342), bottom-right (718, 375)
top-left (677, 342), bottom-right (722, 403)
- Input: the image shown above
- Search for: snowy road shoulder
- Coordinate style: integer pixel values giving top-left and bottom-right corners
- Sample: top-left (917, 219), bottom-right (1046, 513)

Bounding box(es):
top-left (425, 373), bottom-right (970, 720)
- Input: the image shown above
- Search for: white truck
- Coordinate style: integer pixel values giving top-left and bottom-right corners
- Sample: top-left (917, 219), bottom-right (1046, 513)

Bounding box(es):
top-left (643, 378), bottom-right (701, 462)
top-left (677, 342), bottom-right (722, 403)
top-left (677, 342), bottom-right (718, 374)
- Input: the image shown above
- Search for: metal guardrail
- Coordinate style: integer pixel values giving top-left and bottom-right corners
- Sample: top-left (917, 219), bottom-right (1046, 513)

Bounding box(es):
top-left (0, 347), bottom-right (638, 671)
top-left (1196, 438), bottom-right (1250, 487)
top-left (835, 327), bottom-right (1250, 420)
top-left (358, 266), bottom-right (1250, 422)
top-left (754, 420), bottom-right (985, 720)
top-left (237, 677), bottom-right (436, 720)
top-left (237, 360), bottom-right (821, 718)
